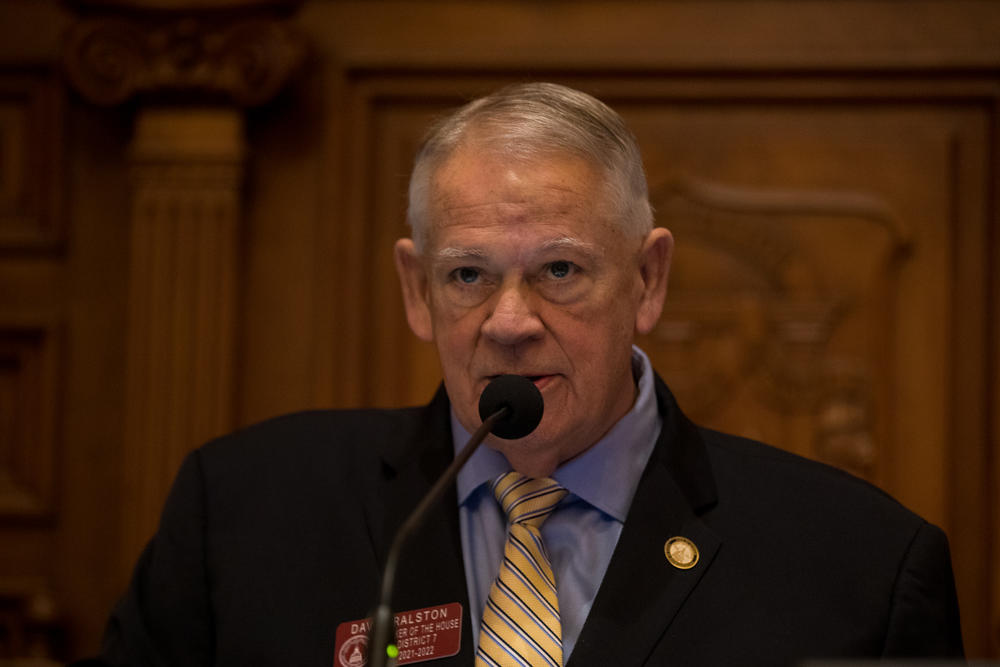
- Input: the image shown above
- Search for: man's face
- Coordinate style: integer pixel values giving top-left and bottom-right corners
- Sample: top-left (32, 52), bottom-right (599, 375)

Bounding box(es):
top-left (395, 145), bottom-right (672, 477)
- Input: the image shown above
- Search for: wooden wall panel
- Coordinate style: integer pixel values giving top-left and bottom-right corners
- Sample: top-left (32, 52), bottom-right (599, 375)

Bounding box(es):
top-left (0, 72), bottom-right (62, 248)
top-left (0, 60), bottom-right (68, 664)
top-left (54, 97), bottom-right (133, 659)
top-left (341, 74), bottom-right (993, 515)
top-left (322, 69), bottom-right (998, 659)
top-left (0, 319), bottom-right (59, 517)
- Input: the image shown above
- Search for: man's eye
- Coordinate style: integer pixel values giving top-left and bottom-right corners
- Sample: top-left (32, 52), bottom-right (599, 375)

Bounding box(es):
top-left (453, 267), bottom-right (480, 284)
top-left (547, 261), bottom-right (573, 279)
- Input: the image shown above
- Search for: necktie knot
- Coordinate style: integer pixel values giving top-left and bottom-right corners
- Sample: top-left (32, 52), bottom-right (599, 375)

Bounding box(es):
top-left (493, 472), bottom-right (568, 529)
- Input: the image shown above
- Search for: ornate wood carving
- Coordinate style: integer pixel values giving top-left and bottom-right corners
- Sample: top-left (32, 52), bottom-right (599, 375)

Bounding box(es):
top-left (0, 72), bottom-right (62, 249)
top-left (0, 320), bottom-right (59, 518)
top-left (63, 11), bottom-right (305, 106)
top-left (643, 175), bottom-right (909, 481)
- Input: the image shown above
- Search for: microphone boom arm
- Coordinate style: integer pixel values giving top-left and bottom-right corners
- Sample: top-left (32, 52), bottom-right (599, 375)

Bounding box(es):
top-left (366, 406), bottom-right (509, 667)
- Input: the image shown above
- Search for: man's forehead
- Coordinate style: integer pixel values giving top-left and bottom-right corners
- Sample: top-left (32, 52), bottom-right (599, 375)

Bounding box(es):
top-left (418, 144), bottom-right (625, 257)
top-left (430, 142), bottom-right (605, 199)
top-left (429, 176), bottom-right (596, 219)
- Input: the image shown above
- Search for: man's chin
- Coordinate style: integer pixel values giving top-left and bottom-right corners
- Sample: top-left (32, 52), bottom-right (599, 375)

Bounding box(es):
top-left (486, 433), bottom-right (565, 478)
top-left (484, 423), bottom-right (567, 463)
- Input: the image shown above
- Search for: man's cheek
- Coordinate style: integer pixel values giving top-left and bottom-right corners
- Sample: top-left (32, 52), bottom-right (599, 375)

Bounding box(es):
top-left (548, 302), bottom-right (604, 328)
top-left (433, 297), bottom-right (483, 323)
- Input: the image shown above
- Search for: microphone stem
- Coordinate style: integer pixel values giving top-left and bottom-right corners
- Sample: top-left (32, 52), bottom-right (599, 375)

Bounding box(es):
top-left (367, 406), bottom-right (509, 667)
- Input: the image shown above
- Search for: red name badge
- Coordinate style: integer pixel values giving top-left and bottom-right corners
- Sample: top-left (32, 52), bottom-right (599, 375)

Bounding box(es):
top-left (334, 602), bottom-right (463, 666)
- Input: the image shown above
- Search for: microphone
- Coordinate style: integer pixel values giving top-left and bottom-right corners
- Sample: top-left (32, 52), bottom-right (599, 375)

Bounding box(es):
top-left (367, 375), bottom-right (543, 667)
top-left (477, 374), bottom-right (544, 440)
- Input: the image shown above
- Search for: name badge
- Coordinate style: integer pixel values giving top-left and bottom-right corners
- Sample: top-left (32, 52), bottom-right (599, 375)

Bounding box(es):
top-left (334, 602), bottom-right (463, 666)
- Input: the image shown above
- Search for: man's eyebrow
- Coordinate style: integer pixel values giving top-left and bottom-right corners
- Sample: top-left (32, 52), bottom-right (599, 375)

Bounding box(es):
top-left (539, 237), bottom-right (599, 255)
top-left (431, 238), bottom-right (599, 262)
top-left (432, 247), bottom-right (488, 262)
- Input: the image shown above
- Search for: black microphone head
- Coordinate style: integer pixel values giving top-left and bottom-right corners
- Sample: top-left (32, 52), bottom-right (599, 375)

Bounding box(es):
top-left (478, 375), bottom-right (544, 440)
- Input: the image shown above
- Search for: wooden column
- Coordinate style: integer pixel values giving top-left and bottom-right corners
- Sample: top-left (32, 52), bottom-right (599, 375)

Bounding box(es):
top-left (62, 1), bottom-right (305, 571)
top-left (121, 108), bottom-right (244, 564)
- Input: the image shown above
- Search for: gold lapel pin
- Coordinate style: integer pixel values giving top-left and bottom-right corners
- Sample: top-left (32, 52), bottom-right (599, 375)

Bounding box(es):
top-left (664, 536), bottom-right (699, 570)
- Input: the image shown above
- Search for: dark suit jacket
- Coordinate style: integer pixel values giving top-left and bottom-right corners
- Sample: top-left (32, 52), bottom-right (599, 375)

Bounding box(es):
top-left (98, 376), bottom-right (962, 666)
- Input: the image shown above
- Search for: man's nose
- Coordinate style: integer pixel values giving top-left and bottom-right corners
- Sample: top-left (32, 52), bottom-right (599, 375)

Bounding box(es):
top-left (481, 283), bottom-right (545, 346)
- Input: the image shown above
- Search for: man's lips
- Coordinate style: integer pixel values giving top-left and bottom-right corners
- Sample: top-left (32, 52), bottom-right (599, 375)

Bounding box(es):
top-left (486, 373), bottom-right (557, 389)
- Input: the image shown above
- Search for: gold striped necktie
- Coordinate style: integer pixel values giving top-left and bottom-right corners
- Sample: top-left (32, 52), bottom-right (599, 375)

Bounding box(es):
top-left (476, 472), bottom-right (569, 667)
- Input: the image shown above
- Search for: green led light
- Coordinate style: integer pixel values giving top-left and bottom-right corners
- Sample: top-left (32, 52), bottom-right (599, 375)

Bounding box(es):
top-left (386, 644), bottom-right (399, 659)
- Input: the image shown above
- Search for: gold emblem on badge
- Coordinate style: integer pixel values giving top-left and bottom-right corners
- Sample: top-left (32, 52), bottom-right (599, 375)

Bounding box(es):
top-left (664, 536), bottom-right (699, 570)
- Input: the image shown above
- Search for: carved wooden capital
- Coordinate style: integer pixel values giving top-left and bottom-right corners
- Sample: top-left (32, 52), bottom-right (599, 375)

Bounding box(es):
top-left (62, 10), bottom-right (305, 106)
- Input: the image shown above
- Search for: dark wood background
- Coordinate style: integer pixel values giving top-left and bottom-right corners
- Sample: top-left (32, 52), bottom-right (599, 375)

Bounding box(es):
top-left (0, 0), bottom-right (997, 661)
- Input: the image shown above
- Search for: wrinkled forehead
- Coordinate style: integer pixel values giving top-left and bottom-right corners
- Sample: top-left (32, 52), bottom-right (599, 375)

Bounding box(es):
top-left (423, 143), bottom-right (618, 241)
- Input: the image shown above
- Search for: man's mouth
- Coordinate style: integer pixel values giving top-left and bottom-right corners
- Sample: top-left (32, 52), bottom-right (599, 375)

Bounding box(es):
top-left (488, 373), bottom-right (555, 388)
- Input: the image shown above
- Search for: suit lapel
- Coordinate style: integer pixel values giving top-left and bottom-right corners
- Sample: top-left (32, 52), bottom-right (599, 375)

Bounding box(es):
top-left (568, 377), bottom-right (722, 667)
top-left (367, 387), bottom-right (476, 665)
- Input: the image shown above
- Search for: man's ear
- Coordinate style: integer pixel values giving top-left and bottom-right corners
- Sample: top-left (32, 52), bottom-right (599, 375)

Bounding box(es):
top-left (634, 227), bottom-right (674, 335)
top-left (394, 238), bottom-right (434, 342)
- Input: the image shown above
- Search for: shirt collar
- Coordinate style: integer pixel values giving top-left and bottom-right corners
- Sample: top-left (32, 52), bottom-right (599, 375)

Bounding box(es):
top-left (453, 346), bottom-right (662, 522)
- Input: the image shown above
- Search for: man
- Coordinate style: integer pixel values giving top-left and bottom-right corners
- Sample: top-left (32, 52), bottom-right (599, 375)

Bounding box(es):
top-left (93, 83), bottom-right (962, 666)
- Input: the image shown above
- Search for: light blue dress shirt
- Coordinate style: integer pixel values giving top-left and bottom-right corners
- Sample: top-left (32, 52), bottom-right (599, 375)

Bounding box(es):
top-left (453, 346), bottom-right (663, 664)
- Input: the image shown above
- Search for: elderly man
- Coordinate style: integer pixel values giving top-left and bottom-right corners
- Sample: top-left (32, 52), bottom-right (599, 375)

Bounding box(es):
top-left (93, 83), bottom-right (962, 667)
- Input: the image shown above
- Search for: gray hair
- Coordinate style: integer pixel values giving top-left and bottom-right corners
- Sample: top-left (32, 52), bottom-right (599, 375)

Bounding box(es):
top-left (406, 82), bottom-right (653, 250)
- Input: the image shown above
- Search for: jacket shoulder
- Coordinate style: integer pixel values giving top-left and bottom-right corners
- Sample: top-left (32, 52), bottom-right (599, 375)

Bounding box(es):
top-left (699, 426), bottom-right (926, 534)
top-left (204, 406), bottom-right (428, 453)
top-left (191, 401), bottom-right (445, 486)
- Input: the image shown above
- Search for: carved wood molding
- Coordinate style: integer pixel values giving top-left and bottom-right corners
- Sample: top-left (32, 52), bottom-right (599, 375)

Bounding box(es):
top-left (0, 319), bottom-right (60, 519)
top-left (0, 71), bottom-right (63, 250)
top-left (657, 175), bottom-right (912, 254)
top-left (62, 8), bottom-right (305, 107)
top-left (69, 1), bottom-right (301, 8)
